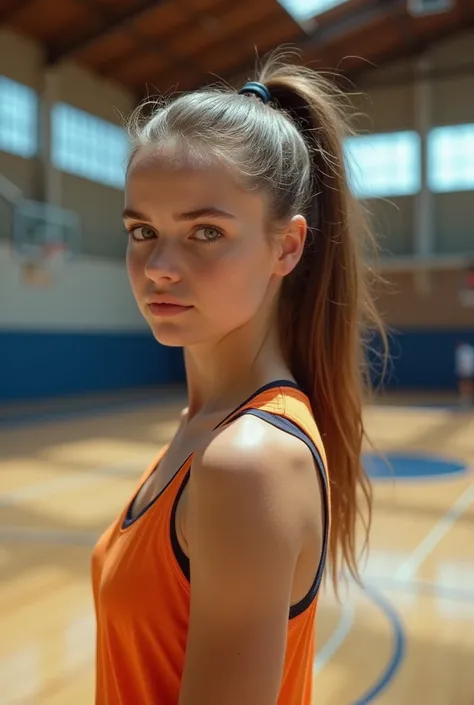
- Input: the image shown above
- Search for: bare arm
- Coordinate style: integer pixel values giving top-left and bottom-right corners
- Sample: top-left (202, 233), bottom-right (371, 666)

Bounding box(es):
top-left (178, 416), bottom-right (311, 705)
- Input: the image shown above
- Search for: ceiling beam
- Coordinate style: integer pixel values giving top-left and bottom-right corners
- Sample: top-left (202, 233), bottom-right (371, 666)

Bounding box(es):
top-left (347, 15), bottom-right (474, 88)
top-left (459, 0), bottom-right (474, 21)
top-left (0, 0), bottom-right (35, 24)
top-left (299, 0), bottom-right (407, 50)
top-left (67, 0), bottom-right (196, 77)
top-left (393, 3), bottom-right (419, 53)
top-left (133, 4), bottom-right (292, 98)
top-left (217, 0), bottom-right (407, 87)
top-left (146, 5), bottom-right (300, 94)
top-left (97, 1), bottom-right (278, 83)
top-left (46, 0), bottom-right (165, 64)
top-left (93, 0), bottom-right (221, 76)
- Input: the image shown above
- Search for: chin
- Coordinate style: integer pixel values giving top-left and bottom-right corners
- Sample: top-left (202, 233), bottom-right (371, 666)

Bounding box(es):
top-left (142, 308), bottom-right (191, 347)
top-left (150, 325), bottom-right (188, 347)
top-left (147, 321), bottom-right (199, 348)
top-left (149, 320), bottom-right (220, 348)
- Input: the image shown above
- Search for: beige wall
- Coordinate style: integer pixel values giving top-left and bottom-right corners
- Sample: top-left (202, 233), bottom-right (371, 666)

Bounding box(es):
top-left (61, 173), bottom-right (128, 259)
top-left (370, 197), bottom-right (415, 257)
top-left (0, 27), bottom-right (133, 258)
top-left (376, 269), bottom-right (473, 329)
top-left (0, 29), bottom-right (43, 89)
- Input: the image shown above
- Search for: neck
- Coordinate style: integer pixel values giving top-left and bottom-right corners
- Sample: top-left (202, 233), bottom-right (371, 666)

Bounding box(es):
top-left (183, 311), bottom-right (293, 421)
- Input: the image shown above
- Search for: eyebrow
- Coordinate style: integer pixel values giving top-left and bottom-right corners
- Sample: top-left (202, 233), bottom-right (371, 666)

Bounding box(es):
top-left (122, 207), bottom-right (236, 221)
top-left (122, 208), bottom-right (151, 221)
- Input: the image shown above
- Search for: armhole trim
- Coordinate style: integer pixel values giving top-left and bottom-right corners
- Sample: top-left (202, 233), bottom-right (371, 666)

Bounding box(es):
top-left (170, 469), bottom-right (191, 581)
top-left (169, 408), bottom-right (329, 619)
top-left (242, 409), bottom-right (329, 619)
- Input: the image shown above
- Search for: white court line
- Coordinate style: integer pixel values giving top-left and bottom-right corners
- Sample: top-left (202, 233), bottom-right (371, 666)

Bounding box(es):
top-left (314, 600), bottom-right (356, 673)
top-left (395, 479), bottom-right (474, 581)
top-left (315, 475), bottom-right (474, 674)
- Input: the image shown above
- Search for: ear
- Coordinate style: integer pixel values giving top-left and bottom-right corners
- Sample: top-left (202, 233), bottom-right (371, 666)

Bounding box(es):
top-left (274, 215), bottom-right (307, 278)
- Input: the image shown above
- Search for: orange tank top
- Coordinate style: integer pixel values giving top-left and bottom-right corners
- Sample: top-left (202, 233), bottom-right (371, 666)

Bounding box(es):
top-left (92, 381), bottom-right (330, 705)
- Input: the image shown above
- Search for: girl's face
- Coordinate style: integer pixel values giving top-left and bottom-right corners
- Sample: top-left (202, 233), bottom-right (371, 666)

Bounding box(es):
top-left (124, 147), bottom-right (304, 348)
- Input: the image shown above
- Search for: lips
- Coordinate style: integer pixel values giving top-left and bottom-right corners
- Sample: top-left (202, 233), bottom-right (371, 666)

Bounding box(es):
top-left (147, 302), bottom-right (193, 317)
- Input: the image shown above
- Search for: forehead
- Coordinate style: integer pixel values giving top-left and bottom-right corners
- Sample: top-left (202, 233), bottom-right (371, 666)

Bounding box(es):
top-left (125, 145), bottom-right (267, 219)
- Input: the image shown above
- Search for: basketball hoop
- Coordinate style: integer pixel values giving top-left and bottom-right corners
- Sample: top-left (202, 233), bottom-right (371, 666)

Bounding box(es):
top-left (11, 197), bottom-right (79, 287)
top-left (20, 242), bottom-right (68, 287)
top-left (43, 242), bottom-right (67, 269)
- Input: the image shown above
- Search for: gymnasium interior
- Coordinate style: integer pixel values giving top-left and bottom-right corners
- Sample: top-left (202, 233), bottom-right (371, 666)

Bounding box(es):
top-left (1, 0), bottom-right (474, 703)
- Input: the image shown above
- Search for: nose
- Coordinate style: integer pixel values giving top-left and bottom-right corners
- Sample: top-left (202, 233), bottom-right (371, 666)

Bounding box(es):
top-left (144, 239), bottom-right (181, 284)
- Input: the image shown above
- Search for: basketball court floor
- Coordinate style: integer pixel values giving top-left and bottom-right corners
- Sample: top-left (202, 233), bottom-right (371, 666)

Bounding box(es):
top-left (1, 389), bottom-right (473, 704)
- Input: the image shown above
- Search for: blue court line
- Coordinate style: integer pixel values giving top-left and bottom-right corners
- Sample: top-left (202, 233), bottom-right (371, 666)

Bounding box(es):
top-left (368, 577), bottom-right (474, 604)
top-left (369, 467), bottom-right (468, 484)
top-left (351, 585), bottom-right (406, 705)
top-left (365, 454), bottom-right (468, 483)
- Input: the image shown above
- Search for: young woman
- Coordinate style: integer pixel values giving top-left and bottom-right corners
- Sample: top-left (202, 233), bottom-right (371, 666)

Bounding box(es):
top-left (92, 52), bottom-right (383, 705)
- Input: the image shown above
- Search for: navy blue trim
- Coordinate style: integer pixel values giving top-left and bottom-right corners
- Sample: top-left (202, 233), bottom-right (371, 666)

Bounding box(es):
top-left (170, 469), bottom-right (191, 579)
top-left (240, 410), bottom-right (329, 619)
top-left (170, 406), bottom-right (329, 621)
top-left (122, 454), bottom-right (192, 529)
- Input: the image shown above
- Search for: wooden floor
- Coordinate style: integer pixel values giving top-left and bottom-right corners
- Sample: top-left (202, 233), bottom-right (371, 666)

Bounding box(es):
top-left (1, 391), bottom-right (473, 705)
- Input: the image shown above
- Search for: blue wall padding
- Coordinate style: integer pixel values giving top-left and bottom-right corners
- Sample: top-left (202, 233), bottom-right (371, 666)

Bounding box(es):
top-left (0, 329), bottom-right (185, 401)
top-left (369, 327), bottom-right (474, 390)
top-left (1, 327), bottom-right (473, 401)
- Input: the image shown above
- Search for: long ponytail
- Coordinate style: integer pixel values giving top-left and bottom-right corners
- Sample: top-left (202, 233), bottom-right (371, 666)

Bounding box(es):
top-left (259, 58), bottom-right (386, 587)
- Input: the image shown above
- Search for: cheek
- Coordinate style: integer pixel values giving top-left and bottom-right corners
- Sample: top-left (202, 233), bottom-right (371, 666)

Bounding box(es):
top-left (126, 245), bottom-right (146, 292)
top-left (201, 242), bottom-right (273, 316)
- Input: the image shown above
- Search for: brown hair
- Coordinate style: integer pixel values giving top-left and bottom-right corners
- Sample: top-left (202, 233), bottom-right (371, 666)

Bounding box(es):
top-left (128, 50), bottom-right (386, 588)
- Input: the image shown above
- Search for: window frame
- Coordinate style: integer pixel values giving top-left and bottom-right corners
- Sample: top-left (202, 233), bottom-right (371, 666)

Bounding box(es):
top-left (427, 123), bottom-right (474, 193)
top-left (344, 130), bottom-right (421, 199)
top-left (0, 76), bottom-right (37, 158)
top-left (51, 102), bottom-right (128, 189)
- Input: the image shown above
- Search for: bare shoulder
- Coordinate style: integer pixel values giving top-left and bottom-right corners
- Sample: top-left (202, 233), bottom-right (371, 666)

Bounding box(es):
top-left (185, 413), bottom-right (322, 618)
top-left (197, 411), bottom-right (316, 476)
top-left (190, 413), bottom-right (321, 535)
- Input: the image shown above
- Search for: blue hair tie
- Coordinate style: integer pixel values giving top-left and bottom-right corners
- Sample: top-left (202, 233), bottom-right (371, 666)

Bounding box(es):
top-left (238, 81), bottom-right (272, 105)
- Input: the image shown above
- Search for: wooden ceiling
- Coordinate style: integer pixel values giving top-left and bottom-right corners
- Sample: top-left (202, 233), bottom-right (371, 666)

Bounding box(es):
top-left (2, 0), bottom-right (474, 97)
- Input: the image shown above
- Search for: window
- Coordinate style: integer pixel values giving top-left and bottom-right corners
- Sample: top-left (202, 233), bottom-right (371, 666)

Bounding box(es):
top-left (0, 76), bottom-right (37, 158)
top-left (428, 124), bottom-right (474, 192)
top-left (344, 131), bottom-right (421, 199)
top-left (52, 103), bottom-right (128, 188)
top-left (277, 0), bottom-right (349, 22)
